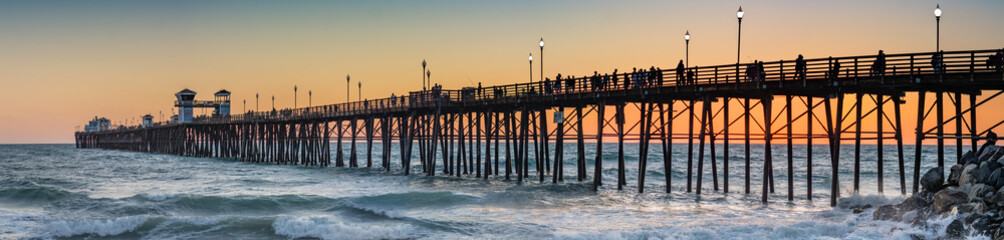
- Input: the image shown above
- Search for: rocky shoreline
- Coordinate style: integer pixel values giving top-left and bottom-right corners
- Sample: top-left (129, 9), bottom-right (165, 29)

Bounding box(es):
top-left (870, 145), bottom-right (1004, 239)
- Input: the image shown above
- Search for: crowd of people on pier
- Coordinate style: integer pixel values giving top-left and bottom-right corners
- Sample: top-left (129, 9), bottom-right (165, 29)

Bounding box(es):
top-left (392, 49), bottom-right (1004, 108)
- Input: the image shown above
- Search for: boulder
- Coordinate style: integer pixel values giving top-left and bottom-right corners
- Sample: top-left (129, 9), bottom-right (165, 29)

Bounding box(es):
top-left (960, 150), bottom-right (978, 165)
top-left (991, 169), bottom-right (1004, 189)
top-left (946, 219), bottom-right (965, 239)
top-left (981, 145), bottom-right (1004, 163)
top-left (901, 209), bottom-right (919, 223)
top-left (948, 164), bottom-right (964, 186)
top-left (959, 164), bottom-right (979, 185)
top-left (995, 187), bottom-right (1004, 207)
top-left (873, 204), bottom-right (900, 221)
top-left (921, 167), bottom-right (945, 192)
top-left (970, 183), bottom-right (995, 202)
top-left (934, 188), bottom-right (969, 213)
top-left (973, 166), bottom-right (993, 185)
top-left (981, 159), bottom-right (1002, 170)
top-left (901, 195), bottom-right (933, 213)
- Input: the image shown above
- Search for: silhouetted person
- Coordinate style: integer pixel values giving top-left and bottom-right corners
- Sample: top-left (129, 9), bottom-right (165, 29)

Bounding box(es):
top-left (676, 60), bottom-right (686, 85)
top-left (830, 59), bottom-right (842, 80)
top-left (931, 51), bottom-right (944, 74)
top-left (624, 73), bottom-right (632, 89)
top-left (657, 67), bottom-right (663, 86)
top-left (794, 54), bottom-right (806, 81)
top-left (871, 50), bottom-right (886, 77)
top-left (745, 61), bottom-right (756, 82)
top-left (544, 78), bottom-right (552, 94)
top-left (686, 69), bottom-right (695, 85)
top-left (648, 66), bottom-right (657, 87)
top-left (989, 49), bottom-right (1004, 73)
top-left (757, 61), bottom-right (766, 82)
top-left (566, 75), bottom-right (574, 91)
top-left (612, 69), bottom-right (619, 88)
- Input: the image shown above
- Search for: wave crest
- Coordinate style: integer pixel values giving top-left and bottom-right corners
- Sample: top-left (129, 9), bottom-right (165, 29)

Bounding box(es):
top-left (272, 216), bottom-right (418, 240)
top-left (46, 215), bottom-right (148, 237)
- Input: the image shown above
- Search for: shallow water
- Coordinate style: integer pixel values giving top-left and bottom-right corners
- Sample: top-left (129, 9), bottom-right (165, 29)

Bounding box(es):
top-left (0, 143), bottom-right (981, 239)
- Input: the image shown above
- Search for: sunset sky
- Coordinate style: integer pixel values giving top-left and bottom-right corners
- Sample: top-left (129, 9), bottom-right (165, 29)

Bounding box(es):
top-left (1, 0), bottom-right (1002, 143)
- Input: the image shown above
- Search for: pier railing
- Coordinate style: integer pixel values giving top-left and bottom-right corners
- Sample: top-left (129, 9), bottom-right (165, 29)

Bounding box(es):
top-left (92, 48), bottom-right (1004, 129)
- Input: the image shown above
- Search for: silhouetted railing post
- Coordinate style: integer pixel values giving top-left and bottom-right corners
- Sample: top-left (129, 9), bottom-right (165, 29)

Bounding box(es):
top-left (854, 57), bottom-right (859, 85)
top-left (971, 51), bottom-right (976, 81)
top-left (780, 60), bottom-right (785, 88)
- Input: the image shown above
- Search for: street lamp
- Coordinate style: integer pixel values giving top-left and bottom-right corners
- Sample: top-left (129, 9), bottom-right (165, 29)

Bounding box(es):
top-left (685, 31), bottom-right (691, 68)
top-left (935, 4), bottom-right (941, 52)
top-left (271, 95), bottom-right (275, 111)
top-left (539, 38), bottom-right (544, 85)
top-left (294, 85), bottom-right (298, 108)
top-left (243, 99), bottom-right (246, 113)
top-left (529, 53), bottom-right (533, 85)
top-left (358, 81), bottom-right (362, 101)
top-left (309, 90), bottom-right (312, 107)
top-left (422, 59), bottom-right (427, 91)
top-left (346, 74), bottom-right (350, 102)
top-left (737, 6), bottom-right (743, 65)
top-left (256, 93), bottom-right (259, 111)
top-left (427, 70), bottom-right (431, 86)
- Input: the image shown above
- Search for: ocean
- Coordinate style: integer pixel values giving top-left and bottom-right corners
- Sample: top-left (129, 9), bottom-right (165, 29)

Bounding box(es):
top-left (0, 143), bottom-right (975, 239)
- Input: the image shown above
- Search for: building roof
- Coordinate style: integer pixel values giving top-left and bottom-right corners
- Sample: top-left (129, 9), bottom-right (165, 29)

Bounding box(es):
top-left (143, 114), bottom-right (153, 119)
top-left (215, 89), bottom-right (231, 96)
top-left (176, 89), bottom-right (196, 96)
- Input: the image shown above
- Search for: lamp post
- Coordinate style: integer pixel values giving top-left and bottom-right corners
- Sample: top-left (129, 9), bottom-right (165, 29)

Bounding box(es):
top-left (529, 53), bottom-right (533, 85)
top-left (539, 38), bottom-right (544, 85)
top-left (294, 85), bottom-right (298, 108)
top-left (243, 99), bottom-right (246, 113)
top-left (358, 81), bottom-right (362, 101)
top-left (422, 59), bottom-right (427, 91)
top-left (309, 90), bottom-right (312, 107)
top-left (685, 31), bottom-right (691, 68)
top-left (935, 4), bottom-right (941, 52)
top-left (271, 95), bottom-right (275, 111)
top-left (427, 70), bottom-right (431, 87)
top-left (737, 6), bottom-right (743, 65)
top-left (255, 93), bottom-right (259, 111)
top-left (346, 74), bottom-right (350, 102)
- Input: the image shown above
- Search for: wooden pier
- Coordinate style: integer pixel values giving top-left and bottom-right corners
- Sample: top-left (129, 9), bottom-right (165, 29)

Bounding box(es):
top-left (76, 49), bottom-right (1004, 206)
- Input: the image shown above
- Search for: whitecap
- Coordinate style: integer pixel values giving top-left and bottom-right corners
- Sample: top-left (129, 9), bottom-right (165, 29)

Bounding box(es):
top-left (45, 215), bottom-right (148, 237)
top-left (272, 215), bottom-right (418, 240)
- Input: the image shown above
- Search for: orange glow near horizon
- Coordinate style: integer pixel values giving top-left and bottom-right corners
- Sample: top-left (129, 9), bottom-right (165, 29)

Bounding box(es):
top-left (0, 1), bottom-right (1002, 143)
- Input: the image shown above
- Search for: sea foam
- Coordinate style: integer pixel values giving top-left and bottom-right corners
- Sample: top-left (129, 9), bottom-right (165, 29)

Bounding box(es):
top-left (272, 215), bottom-right (418, 240)
top-left (45, 215), bottom-right (148, 237)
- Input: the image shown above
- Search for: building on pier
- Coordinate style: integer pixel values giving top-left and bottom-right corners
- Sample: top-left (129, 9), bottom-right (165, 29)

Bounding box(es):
top-left (83, 117), bottom-right (110, 132)
top-left (142, 114), bottom-right (153, 128)
top-left (175, 89), bottom-right (196, 123)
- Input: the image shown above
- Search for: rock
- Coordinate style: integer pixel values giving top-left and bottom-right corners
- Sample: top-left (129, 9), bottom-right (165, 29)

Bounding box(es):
top-left (961, 150), bottom-right (978, 165)
top-left (873, 204), bottom-right (899, 221)
top-left (921, 167), bottom-right (945, 192)
top-left (970, 183), bottom-right (995, 202)
top-left (901, 209), bottom-right (919, 223)
top-left (948, 164), bottom-right (964, 186)
top-left (992, 169), bottom-right (1004, 188)
top-left (981, 159), bottom-right (1002, 170)
top-left (951, 202), bottom-right (976, 214)
top-left (901, 195), bottom-right (933, 213)
top-left (946, 219), bottom-right (965, 239)
top-left (973, 166), bottom-right (993, 184)
top-left (995, 187), bottom-right (1004, 207)
top-left (960, 164), bottom-right (979, 185)
top-left (934, 188), bottom-right (969, 212)
top-left (981, 145), bottom-right (1004, 163)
